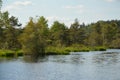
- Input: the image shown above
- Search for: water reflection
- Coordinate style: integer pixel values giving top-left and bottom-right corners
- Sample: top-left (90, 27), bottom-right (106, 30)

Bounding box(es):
top-left (22, 51), bottom-right (120, 65)
top-left (23, 55), bottom-right (48, 63)
top-left (1, 49), bottom-right (120, 80)
top-left (70, 55), bottom-right (84, 64)
top-left (48, 55), bottom-right (67, 63)
top-left (47, 55), bottom-right (84, 64)
top-left (0, 57), bottom-right (17, 63)
top-left (93, 52), bottom-right (119, 65)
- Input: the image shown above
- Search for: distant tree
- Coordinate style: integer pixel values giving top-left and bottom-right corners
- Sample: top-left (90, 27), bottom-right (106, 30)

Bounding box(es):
top-left (36, 16), bottom-right (49, 40)
top-left (19, 17), bottom-right (48, 56)
top-left (87, 22), bottom-right (103, 46)
top-left (0, 11), bottom-right (21, 49)
top-left (50, 21), bottom-right (68, 47)
top-left (102, 22), bottom-right (117, 47)
top-left (69, 19), bottom-right (80, 44)
top-left (1, 1), bottom-right (120, 52)
top-left (111, 21), bottom-right (120, 48)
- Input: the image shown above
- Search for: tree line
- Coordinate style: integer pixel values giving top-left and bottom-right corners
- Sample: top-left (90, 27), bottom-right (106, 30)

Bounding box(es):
top-left (0, 0), bottom-right (120, 56)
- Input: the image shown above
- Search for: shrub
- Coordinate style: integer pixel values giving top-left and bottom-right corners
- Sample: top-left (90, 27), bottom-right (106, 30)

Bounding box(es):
top-left (91, 46), bottom-right (106, 51)
top-left (45, 47), bottom-right (69, 55)
top-left (16, 50), bottom-right (23, 56)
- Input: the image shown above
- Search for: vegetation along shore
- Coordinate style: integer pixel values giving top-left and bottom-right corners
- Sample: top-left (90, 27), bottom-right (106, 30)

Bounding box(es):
top-left (0, 0), bottom-right (120, 57)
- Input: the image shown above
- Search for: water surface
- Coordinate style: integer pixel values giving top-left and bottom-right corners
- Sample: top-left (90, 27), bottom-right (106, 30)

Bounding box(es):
top-left (0, 49), bottom-right (120, 80)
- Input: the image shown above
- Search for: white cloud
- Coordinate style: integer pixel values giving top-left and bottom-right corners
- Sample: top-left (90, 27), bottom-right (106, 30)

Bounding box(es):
top-left (47, 16), bottom-right (69, 22)
top-left (46, 16), bottom-right (72, 27)
top-left (2, 1), bottom-right (32, 11)
top-left (64, 5), bottom-right (84, 9)
top-left (14, 1), bottom-right (32, 6)
top-left (63, 5), bottom-right (84, 13)
top-left (46, 16), bottom-right (58, 21)
top-left (105, 0), bottom-right (120, 2)
top-left (105, 0), bottom-right (115, 2)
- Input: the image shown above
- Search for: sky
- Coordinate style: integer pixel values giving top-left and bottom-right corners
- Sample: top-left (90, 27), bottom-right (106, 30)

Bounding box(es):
top-left (1, 0), bottom-right (120, 27)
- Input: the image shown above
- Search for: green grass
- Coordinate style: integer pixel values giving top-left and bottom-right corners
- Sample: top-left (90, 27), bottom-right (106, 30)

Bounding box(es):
top-left (45, 47), bottom-right (69, 55)
top-left (45, 46), bottom-right (90, 55)
top-left (45, 46), bottom-right (106, 55)
top-left (0, 50), bottom-right (14, 57)
top-left (90, 46), bottom-right (106, 51)
top-left (16, 50), bottom-right (24, 56)
top-left (64, 47), bottom-right (90, 52)
top-left (0, 46), bottom-right (107, 57)
top-left (0, 49), bottom-right (24, 57)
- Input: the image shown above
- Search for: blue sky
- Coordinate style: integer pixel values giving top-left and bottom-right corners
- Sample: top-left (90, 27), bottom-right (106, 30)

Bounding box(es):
top-left (1, 0), bottom-right (120, 27)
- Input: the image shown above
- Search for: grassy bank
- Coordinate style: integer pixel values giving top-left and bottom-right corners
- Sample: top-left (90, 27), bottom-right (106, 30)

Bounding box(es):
top-left (0, 50), bottom-right (23, 57)
top-left (0, 46), bottom-right (107, 57)
top-left (45, 47), bottom-right (69, 55)
top-left (90, 46), bottom-right (107, 51)
top-left (45, 46), bottom-right (106, 55)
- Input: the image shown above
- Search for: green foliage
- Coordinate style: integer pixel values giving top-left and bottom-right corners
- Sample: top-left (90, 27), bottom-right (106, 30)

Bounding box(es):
top-left (50, 21), bottom-right (68, 46)
top-left (0, 12), bottom-right (119, 56)
top-left (0, 50), bottom-right (14, 57)
top-left (0, 0), bottom-right (120, 56)
top-left (1, 0), bottom-right (120, 57)
top-left (0, 49), bottom-right (23, 57)
top-left (111, 38), bottom-right (120, 49)
top-left (90, 46), bottom-right (106, 51)
top-left (45, 46), bottom-right (69, 55)
top-left (0, 11), bottom-right (22, 49)
top-left (69, 19), bottom-right (87, 45)
top-left (64, 47), bottom-right (90, 52)
top-left (16, 50), bottom-right (23, 56)
top-left (69, 19), bottom-right (80, 44)
top-left (85, 20), bottom-right (119, 48)
top-left (45, 45), bottom-right (90, 55)
top-left (19, 17), bottom-right (48, 56)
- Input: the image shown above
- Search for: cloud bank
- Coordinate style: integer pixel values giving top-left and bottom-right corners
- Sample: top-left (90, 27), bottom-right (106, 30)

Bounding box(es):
top-left (2, 1), bottom-right (32, 11)
top-left (105, 0), bottom-right (120, 2)
top-left (63, 5), bottom-right (84, 13)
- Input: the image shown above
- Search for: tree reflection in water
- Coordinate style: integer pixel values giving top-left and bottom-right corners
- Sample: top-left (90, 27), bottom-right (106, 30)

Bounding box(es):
top-left (93, 52), bottom-right (119, 65)
top-left (23, 55), bottom-right (48, 63)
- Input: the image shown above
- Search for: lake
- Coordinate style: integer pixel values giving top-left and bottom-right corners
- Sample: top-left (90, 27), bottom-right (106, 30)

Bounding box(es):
top-left (0, 49), bottom-right (120, 80)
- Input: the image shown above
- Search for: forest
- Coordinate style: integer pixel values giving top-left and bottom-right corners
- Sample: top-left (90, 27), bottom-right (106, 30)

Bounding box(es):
top-left (0, 0), bottom-right (120, 57)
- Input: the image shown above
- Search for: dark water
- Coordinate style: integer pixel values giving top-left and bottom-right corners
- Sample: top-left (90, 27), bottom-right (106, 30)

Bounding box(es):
top-left (0, 49), bottom-right (120, 80)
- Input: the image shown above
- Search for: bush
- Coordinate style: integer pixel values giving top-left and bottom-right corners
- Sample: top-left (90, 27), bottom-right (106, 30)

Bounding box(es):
top-left (45, 46), bottom-right (90, 55)
top-left (45, 47), bottom-right (69, 55)
top-left (16, 50), bottom-right (23, 56)
top-left (64, 46), bottom-right (90, 52)
top-left (0, 50), bottom-right (15, 57)
top-left (91, 46), bottom-right (106, 51)
top-left (6, 52), bottom-right (14, 57)
top-left (0, 50), bottom-right (24, 57)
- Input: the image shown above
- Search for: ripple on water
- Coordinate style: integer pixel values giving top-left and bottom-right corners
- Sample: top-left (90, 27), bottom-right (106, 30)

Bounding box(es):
top-left (0, 49), bottom-right (120, 80)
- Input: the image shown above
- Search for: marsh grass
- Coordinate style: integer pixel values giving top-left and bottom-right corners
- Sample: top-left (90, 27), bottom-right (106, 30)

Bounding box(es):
top-left (0, 50), bottom-right (23, 57)
top-left (0, 46), bottom-right (106, 57)
top-left (45, 47), bottom-right (69, 55)
top-left (90, 46), bottom-right (106, 51)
